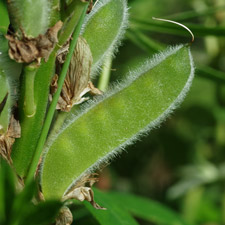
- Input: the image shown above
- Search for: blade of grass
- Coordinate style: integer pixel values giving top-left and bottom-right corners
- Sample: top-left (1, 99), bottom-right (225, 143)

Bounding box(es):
top-left (109, 191), bottom-right (192, 225)
top-left (126, 29), bottom-right (165, 53)
top-left (135, 5), bottom-right (225, 22)
top-left (131, 19), bottom-right (225, 37)
top-left (83, 189), bottom-right (139, 225)
top-left (25, 3), bottom-right (89, 185)
top-left (196, 66), bottom-right (225, 84)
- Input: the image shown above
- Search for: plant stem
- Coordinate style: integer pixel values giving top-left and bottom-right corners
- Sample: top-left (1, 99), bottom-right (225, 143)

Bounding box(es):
top-left (98, 56), bottom-right (112, 92)
top-left (23, 65), bottom-right (38, 117)
top-left (58, 1), bottom-right (87, 46)
top-left (25, 4), bottom-right (89, 185)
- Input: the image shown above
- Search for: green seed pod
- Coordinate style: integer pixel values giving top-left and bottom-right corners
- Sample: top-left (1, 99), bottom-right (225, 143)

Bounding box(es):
top-left (41, 45), bottom-right (194, 199)
top-left (6, 0), bottom-right (50, 37)
top-left (82, 0), bottom-right (129, 77)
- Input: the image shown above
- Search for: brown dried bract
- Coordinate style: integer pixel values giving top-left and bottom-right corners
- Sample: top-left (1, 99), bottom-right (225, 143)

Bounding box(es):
top-left (52, 36), bottom-right (102, 112)
top-left (0, 116), bottom-right (21, 164)
top-left (62, 173), bottom-right (106, 210)
top-left (55, 206), bottom-right (73, 225)
top-left (63, 187), bottom-right (106, 210)
top-left (6, 21), bottom-right (63, 64)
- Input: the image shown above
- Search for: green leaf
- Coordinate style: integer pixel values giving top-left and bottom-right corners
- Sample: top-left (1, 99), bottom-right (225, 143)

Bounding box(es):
top-left (0, 160), bottom-right (16, 224)
top-left (0, 69), bottom-right (10, 134)
top-left (0, 34), bottom-right (22, 134)
top-left (0, 1), bottom-right (9, 34)
top-left (83, 189), bottom-right (139, 225)
top-left (131, 19), bottom-right (225, 38)
top-left (0, 161), bottom-right (61, 225)
top-left (9, 181), bottom-right (37, 225)
top-left (41, 45), bottom-right (194, 199)
top-left (7, 0), bottom-right (50, 37)
top-left (126, 29), bottom-right (165, 54)
top-left (82, 0), bottom-right (128, 76)
top-left (109, 191), bottom-right (192, 225)
top-left (18, 201), bottom-right (62, 225)
top-left (164, 5), bottom-right (225, 22)
top-left (196, 66), bottom-right (225, 84)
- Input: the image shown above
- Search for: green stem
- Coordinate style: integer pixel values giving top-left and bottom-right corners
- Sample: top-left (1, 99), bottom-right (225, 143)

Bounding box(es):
top-left (58, 1), bottom-right (87, 46)
top-left (65, 0), bottom-right (86, 18)
top-left (25, 4), bottom-right (89, 184)
top-left (98, 56), bottom-right (112, 92)
top-left (23, 65), bottom-right (38, 117)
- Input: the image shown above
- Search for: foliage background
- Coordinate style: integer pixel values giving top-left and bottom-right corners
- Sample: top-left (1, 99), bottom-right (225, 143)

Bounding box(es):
top-left (75, 0), bottom-right (225, 224)
top-left (1, 0), bottom-right (225, 224)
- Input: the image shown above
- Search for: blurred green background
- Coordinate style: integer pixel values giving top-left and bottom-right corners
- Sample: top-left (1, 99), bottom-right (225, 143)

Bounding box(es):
top-left (81, 0), bottom-right (225, 224)
top-left (1, 0), bottom-right (225, 224)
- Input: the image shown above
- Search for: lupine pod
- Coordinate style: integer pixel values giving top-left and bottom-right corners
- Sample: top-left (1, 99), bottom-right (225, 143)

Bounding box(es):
top-left (82, 0), bottom-right (128, 76)
top-left (6, 0), bottom-right (50, 37)
top-left (41, 45), bottom-right (195, 199)
top-left (49, 0), bottom-right (61, 27)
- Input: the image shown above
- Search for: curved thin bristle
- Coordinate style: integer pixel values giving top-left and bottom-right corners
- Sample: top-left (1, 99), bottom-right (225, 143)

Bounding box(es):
top-left (152, 17), bottom-right (195, 43)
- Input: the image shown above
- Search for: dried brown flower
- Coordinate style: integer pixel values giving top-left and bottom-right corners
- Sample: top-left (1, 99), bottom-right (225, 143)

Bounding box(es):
top-left (0, 116), bottom-right (21, 164)
top-left (62, 173), bottom-right (106, 210)
top-left (55, 206), bottom-right (73, 225)
top-left (52, 36), bottom-right (102, 112)
top-left (6, 21), bottom-right (63, 64)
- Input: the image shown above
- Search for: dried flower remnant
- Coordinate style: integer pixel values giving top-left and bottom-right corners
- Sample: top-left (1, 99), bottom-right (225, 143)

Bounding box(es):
top-left (5, 21), bottom-right (63, 64)
top-left (62, 173), bottom-right (106, 210)
top-left (0, 116), bottom-right (21, 164)
top-left (52, 36), bottom-right (102, 112)
top-left (55, 206), bottom-right (73, 225)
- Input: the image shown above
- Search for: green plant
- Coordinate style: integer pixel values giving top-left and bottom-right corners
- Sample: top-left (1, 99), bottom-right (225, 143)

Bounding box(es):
top-left (0, 0), bottom-right (196, 224)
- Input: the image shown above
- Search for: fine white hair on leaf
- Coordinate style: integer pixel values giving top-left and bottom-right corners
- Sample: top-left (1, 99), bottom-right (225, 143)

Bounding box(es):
top-left (64, 46), bottom-right (195, 195)
top-left (81, 0), bottom-right (129, 78)
top-left (41, 44), bottom-right (195, 196)
top-left (44, 44), bottom-right (184, 150)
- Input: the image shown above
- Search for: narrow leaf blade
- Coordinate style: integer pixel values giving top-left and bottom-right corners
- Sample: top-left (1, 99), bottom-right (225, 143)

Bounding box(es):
top-left (83, 189), bottom-right (139, 225)
top-left (109, 192), bottom-right (192, 225)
